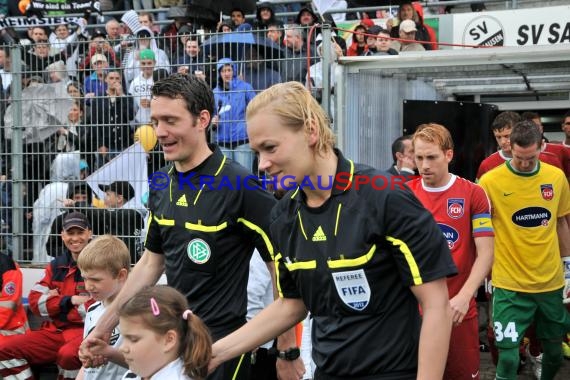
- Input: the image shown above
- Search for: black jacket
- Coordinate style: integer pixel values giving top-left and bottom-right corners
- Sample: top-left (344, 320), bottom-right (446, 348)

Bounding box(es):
top-left (88, 95), bottom-right (134, 151)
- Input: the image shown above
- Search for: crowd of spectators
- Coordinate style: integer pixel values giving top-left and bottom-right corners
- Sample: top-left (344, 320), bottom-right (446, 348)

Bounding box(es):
top-left (0, 1), bottom-right (447, 262)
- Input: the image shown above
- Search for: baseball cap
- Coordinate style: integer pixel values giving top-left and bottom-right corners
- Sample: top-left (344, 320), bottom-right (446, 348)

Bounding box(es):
top-left (99, 181), bottom-right (135, 202)
top-left (400, 20), bottom-right (417, 33)
top-left (178, 25), bottom-right (193, 36)
top-left (139, 49), bottom-right (155, 61)
top-left (63, 212), bottom-right (91, 231)
top-left (91, 29), bottom-right (106, 40)
top-left (367, 25), bottom-right (382, 36)
top-left (91, 53), bottom-right (108, 64)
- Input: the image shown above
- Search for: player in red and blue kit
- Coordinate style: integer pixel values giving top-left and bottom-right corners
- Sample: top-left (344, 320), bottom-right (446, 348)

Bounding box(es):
top-left (408, 123), bottom-right (494, 380)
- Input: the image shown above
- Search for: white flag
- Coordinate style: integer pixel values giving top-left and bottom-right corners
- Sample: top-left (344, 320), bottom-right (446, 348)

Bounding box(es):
top-left (312, 0), bottom-right (336, 16)
top-left (86, 143), bottom-right (149, 211)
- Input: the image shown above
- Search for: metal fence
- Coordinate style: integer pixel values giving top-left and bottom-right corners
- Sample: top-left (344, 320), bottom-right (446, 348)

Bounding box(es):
top-left (0, 24), bottom-right (329, 263)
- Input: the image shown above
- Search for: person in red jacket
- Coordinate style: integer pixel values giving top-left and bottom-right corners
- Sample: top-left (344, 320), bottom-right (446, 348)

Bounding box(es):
top-left (412, 1), bottom-right (438, 50)
top-left (347, 24), bottom-right (370, 56)
top-left (0, 254), bottom-right (28, 337)
top-left (0, 212), bottom-right (93, 380)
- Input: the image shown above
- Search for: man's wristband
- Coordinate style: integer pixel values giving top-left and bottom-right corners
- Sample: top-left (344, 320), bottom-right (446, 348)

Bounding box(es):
top-left (269, 347), bottom-right (300, 361)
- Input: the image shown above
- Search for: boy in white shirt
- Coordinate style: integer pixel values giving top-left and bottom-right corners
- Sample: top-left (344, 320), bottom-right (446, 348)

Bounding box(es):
top-left (76, 235), bottom-right (131, 380)
top-left (128, 49), bottom-right (155, 126)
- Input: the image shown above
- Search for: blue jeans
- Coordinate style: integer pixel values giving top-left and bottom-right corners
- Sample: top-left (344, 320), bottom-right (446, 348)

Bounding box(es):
top-left (220, 143), bottom-right (254, 173)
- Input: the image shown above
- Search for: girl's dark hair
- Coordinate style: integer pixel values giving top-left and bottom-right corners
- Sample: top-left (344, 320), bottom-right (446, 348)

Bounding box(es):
top-left (118, 286), bottom-right (212, 380)
top-left (67, 182), bottom-right (92, 205)
top-left (66, 81), bottom-right (83, 95)
top-left (217, 22), bottom-right (233, 33)
top-left (72, 99), bottom-right (84, 112)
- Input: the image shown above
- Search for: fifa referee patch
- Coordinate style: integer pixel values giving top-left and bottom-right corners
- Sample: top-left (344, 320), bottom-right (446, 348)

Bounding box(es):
top-left (4, 281), bottom-right (16, 296)
top-left (187, 238), bottom-right (211, 264)
top-left (332, 269), bottom-right (370, 311)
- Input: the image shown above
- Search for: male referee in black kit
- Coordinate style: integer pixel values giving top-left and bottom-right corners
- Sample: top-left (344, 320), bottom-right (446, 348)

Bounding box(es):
top-left (79, 74), bottom-right (305, 380)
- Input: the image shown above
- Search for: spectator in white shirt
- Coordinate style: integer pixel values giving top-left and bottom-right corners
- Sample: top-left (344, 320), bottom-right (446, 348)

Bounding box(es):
top-left (128, 49), bottom-right (155, 126)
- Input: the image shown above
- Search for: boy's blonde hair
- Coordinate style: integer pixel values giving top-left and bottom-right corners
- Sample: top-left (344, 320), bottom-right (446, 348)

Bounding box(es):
top-left (77, 235), bottom-right (131, 277)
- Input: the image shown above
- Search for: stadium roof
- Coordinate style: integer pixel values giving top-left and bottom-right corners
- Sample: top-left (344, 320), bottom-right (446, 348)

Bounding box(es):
top-left (339, 44), bottom-right (570, 102)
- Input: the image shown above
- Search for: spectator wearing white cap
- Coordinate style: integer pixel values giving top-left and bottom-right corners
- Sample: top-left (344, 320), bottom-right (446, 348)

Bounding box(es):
top-left (83, 53), bottom-right (109, 100)
top-left (387, 1), bottom-right (432, 50)
top-left (390, 19), bottom-right (425, 52)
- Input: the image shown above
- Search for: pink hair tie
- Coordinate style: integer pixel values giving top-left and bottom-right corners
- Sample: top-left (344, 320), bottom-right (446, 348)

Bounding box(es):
top-left (182, 309), bottom-right (193, 320)
top-left (150, 297), bottom-right (160, 316)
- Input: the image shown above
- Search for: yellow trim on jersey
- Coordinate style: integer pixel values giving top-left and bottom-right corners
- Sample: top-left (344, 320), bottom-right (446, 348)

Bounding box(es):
top-left (193, 156), bottom-right (226, 206)
top-left (327, 244), bottom-right (376, 269)
top-left (214, 155), bottom-right (227, 176)
top-left (297, 211), bottom-right (308, 240)
top-left (168, 166), bottom-right (174, 202)
top-left (338, 159), bottom-right (355, 191)
top-left (386, 236), bottom-right (423, 285)
top-left (193, 184), bottom-right (205, 205)
top-left (290, 187), bottom-right (300, 199)
top-left (144, 211), bottom-right (153, 245)
top-left (334, 203), bottom-right (342, 236)
top-left (231, 353), bottom-right (246, 380)
top-left (237, 217), bottom-right (275, 260)
top-left (275, 252), bottom-right (284, 297)
top-left (166, 156), bottom-right (227, 206)
top-left (283, 258), bottom-right (317, 271)
top-left (153, 216), bottom-right (175, 226)
top-left (184, 221), bottom-right (228, 232)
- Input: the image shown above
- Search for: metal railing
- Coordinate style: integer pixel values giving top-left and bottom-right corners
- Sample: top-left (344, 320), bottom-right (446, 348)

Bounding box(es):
top-left (2, 0), bottom-right (555, 32)
top-left (0, 24), bottom-right (330, 263)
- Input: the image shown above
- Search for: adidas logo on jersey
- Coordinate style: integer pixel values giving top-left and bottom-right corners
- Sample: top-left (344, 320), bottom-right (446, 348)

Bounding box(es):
top-left (312, 226), bottom-right (327, 242)
top-left (176, 194), bottom-right (188, 207)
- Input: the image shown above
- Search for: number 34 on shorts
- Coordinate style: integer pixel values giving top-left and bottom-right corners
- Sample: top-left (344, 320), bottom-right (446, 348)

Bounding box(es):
top-left (494, 321), bottom-right (520, 343)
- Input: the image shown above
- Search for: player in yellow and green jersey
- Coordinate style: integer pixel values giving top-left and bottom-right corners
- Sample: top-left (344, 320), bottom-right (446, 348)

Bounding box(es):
top-left (479, 120), bottom-right (570, 380)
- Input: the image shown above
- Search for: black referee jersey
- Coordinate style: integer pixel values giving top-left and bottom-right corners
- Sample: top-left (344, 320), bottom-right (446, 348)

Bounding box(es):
top-left (270, 150), bottom-right (457, 379)
top-left (145, 145), bottom-right (276, 340)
